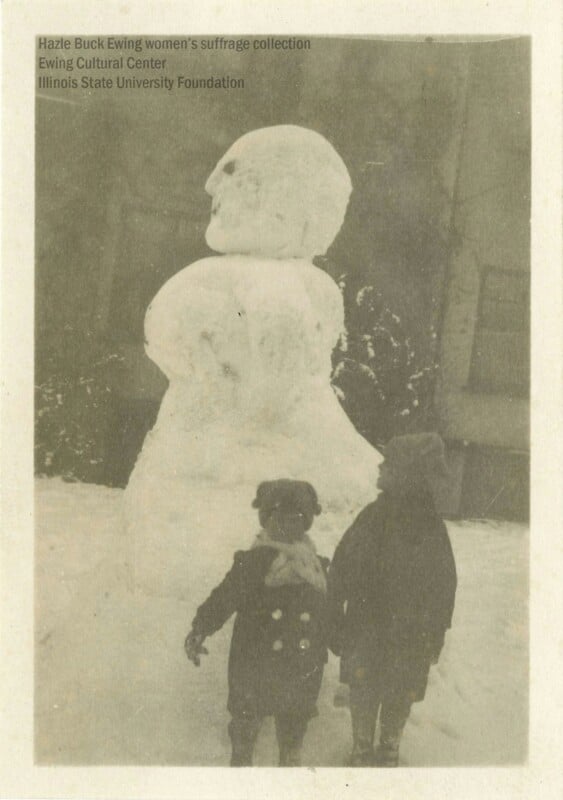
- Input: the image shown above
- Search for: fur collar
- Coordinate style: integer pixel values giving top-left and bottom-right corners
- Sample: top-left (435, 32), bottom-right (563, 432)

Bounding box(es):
top-left (252, 531), bottom-right (327, 595)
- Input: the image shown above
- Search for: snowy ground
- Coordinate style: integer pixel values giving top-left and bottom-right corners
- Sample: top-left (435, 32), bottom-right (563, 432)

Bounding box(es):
top-left (35, 478), bottom-right (528, 766)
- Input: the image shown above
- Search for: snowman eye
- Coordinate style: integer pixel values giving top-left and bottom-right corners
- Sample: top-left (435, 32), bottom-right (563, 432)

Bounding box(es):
top-left (223, 160), bottom-right (236, 175)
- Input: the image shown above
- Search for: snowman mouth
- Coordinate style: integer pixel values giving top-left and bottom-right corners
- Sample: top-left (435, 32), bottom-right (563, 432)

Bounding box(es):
top-left (211, 202), bottom-right (220, 216)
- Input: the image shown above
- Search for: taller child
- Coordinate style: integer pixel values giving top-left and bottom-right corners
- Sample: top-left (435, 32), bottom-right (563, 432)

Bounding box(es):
top-left (327, 433), bottom-right (457, 767)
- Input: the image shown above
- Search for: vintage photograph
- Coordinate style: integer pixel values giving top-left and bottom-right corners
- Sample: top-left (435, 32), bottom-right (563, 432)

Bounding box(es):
top-left (34, 35), bottom-right (530, 767)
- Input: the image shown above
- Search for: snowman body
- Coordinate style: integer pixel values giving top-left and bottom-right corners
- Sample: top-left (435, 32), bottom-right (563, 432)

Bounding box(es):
top-left (125, 127), bottom-right (382, 598)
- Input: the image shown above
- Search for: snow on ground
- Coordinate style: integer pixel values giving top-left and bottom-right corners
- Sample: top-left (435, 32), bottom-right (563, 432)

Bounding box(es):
top-left (35, 478), bottom-right (528, 766)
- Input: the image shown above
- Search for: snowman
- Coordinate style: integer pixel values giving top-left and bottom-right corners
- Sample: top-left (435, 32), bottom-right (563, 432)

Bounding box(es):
top-left (124, 125), bottom-right (382, 600)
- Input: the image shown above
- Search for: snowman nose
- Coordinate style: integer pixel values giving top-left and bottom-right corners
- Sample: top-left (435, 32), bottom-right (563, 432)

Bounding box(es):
top-left (206, 157), bottom-right (237, 196)
top-left (205, 166), bottom-right (222, 196)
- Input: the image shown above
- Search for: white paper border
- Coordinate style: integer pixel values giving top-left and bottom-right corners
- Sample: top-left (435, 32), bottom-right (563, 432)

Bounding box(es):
top-left (2, 1), bottom-right (562, 797)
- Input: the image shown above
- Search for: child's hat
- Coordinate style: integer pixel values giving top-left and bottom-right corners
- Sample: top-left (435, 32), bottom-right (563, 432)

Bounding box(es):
top-left (382, 432), bottom-right (449, 479)
top-left (252, 479), bottom-right (322, 525)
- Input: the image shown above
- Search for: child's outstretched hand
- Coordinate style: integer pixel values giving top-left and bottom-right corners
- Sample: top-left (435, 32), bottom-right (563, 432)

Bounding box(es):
top-left (184, 630), bottom-right (209, 666)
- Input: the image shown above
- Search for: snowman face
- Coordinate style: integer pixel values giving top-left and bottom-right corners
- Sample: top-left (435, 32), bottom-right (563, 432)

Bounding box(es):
top-left (205, 142), bottom-right (283, 256)
top-left (205, 125), bottom-right (352, 259)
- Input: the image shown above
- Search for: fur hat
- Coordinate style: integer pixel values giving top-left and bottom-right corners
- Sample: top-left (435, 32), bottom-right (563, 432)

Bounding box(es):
top-left (252, 479), bottom-right (322, 530)
top-left (382, 433), bottom-right (449, 480)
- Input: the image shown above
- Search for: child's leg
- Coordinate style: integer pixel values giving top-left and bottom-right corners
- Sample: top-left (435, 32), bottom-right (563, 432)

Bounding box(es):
top-left (349, 680), bottom-right (380, 766)
top-left (376, 694), bottom-right (412, 767)
top-left (228, 714), bottom-right (262, 767)
top-left (274, 713), bottom-right (309, 767)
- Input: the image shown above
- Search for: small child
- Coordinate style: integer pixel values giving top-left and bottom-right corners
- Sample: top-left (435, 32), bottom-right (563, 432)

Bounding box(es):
top-left (327, 433), bottom-right (457, 767)
top-left (184, 479), bottom-right (330, 767)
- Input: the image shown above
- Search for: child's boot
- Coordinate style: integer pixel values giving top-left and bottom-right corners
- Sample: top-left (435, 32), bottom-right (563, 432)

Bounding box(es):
top-left (275, 715), bottom-right (308, 767)
top-left (375, 696), bottom-right (410, 767)
top-left (350, 731), bottom-right (376, 766)
top-left (349, 687), bottom-right (378, 766)
top-left (350, 703), bottom-right (377, 767)
top-left (228, 715), bottom-right (261, 767)
top-left (374, 732), bottom-right (401, 767)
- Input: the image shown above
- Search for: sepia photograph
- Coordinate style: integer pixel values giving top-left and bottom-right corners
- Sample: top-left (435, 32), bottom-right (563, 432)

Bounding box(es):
top-left (31, 33), bottom-right (532, 769)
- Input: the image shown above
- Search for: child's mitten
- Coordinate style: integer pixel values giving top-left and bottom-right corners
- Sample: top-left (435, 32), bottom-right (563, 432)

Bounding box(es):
top-left (184, 630), bottom-right (209, 667)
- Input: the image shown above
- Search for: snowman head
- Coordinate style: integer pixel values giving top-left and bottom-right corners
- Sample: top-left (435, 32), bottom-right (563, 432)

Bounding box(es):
top-left (205, 125), bottom-right (352, 259)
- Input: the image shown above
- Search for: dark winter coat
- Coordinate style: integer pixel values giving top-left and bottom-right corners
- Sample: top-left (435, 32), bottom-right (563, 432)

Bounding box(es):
top-left (327, 490), bottom-right (457, 702)
top-left (191, 543), bottom-right (330, 719)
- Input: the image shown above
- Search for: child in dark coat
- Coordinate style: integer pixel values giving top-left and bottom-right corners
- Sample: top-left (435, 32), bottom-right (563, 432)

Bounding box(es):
top-left (327, 433), bottom-right (457, 767)
top-left (184, 479), bottom-right (330, 767)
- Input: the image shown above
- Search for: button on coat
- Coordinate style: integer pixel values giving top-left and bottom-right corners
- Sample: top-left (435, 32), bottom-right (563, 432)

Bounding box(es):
top-left (192, 546), bottom-right (330, 718)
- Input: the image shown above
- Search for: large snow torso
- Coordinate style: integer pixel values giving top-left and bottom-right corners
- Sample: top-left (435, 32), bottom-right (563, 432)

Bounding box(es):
top-left (125, 255), bottom-right (381, 598)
